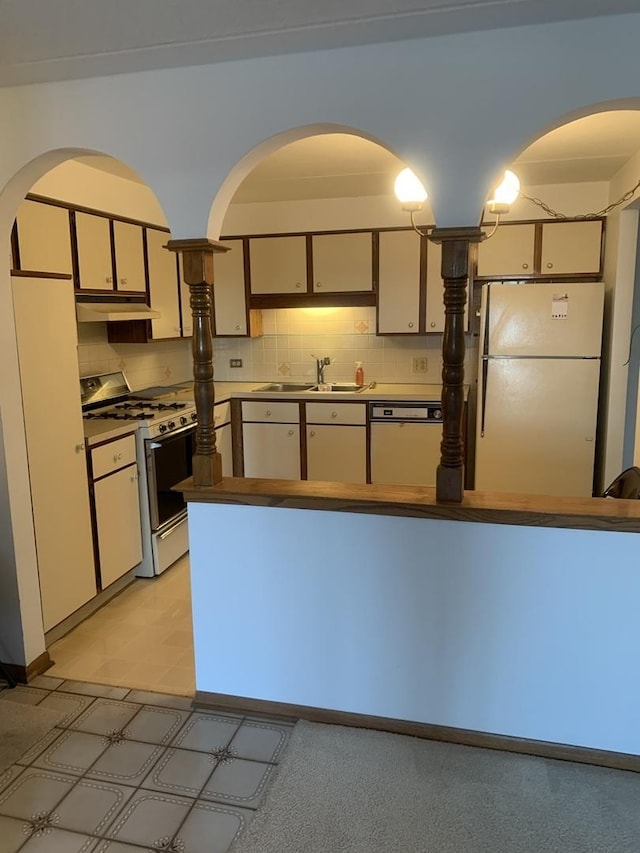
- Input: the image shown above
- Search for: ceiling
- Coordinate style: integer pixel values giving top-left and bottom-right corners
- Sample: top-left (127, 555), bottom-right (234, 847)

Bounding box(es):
top-left (78, 112), bottom-right (640, 205)
top-left (1, 0), bottom-right (639, 87)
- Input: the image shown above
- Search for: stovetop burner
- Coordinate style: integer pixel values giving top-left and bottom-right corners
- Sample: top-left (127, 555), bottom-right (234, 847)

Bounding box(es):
top-left (119, 401), bottom-right (187, 411)
top-left (84, 409), bottom-right (154, 421)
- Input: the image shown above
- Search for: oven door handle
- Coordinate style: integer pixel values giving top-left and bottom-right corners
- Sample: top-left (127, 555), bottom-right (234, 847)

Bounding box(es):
top-left (147, 423), bottom-right (196, 447)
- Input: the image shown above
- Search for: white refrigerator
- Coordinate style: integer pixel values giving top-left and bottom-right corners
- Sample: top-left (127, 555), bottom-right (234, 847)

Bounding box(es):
top-left (474, 281), bottom-right (604, 497)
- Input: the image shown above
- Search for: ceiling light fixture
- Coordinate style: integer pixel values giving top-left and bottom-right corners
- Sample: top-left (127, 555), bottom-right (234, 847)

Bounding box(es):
top-left (393, 167), bottom-right (521, 240)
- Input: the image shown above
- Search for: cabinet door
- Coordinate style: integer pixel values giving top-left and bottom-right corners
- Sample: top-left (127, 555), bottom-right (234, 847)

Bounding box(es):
top-left (147, 228), bottom-right (181, 339)
top-left (242, 423), bottom-right (301, 479)
top-left (213, 239), bottom-right (248, 335)
top-left (312, 232), bottom-right (373, 292)
top-left (540, 220), bottom-right (603, 276)
top-left (425, 242), bottom-right (470, 333)
top-left (94, 463), bottom-right (143, 588)
top-left (217, 423), bottom-right (233, 477)
top-left (378, 230), bottom-right (423, 334)
top-left (476, 223), bottom-right (535, 278)
top-left (306, 425), bottom-right (366, 483)
top-left (75, 212), bottom-right (114, 290)
top-left (12, 275), bottom-right (97, 631)
top-left (113, 220), bottom-right (146, 292)
top-left (15, 199), bottom-right (73, 275)
top-left (370, 422), bottom-right (441, 486)
top-left (250, 236), bottom-right (307, 294)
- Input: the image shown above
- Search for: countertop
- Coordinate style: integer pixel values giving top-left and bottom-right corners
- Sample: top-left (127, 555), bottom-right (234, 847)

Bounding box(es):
top-left (83, 420), bottom-right (140, 447)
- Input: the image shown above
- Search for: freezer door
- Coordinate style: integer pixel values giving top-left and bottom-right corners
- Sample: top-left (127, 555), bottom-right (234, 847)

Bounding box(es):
top-left (486, 282), bottom-right (604, 357)
top-left (475, 357), bottom-right (600, 497)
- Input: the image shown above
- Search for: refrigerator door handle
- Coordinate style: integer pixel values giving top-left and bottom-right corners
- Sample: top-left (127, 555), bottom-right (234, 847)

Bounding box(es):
top-left (480, 357), bottom-right (489, 437)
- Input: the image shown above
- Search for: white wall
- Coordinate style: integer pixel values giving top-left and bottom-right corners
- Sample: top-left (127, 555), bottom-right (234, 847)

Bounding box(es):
top-left (190, 502), bottom-right (640, 755)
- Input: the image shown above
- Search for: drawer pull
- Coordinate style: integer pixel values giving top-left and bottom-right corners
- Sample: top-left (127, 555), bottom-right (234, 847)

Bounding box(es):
top-left (288, 429), bottom-right (295, 436)
top-left (266, 410), bottom-right (271, 416)
top-left (331, 411), bottom-right (338, 418)
top-left (113, 452), bottom-right (123, 463)
top-left (75, 443), bottom-right (85, 453)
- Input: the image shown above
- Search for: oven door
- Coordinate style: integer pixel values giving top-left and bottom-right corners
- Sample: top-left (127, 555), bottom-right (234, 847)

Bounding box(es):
top-left (145, 424), bottom-right (195, 532)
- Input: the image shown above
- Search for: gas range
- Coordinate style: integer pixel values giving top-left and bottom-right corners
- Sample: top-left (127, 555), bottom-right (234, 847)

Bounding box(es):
top-left (80, 372), bottom-right (197, 438)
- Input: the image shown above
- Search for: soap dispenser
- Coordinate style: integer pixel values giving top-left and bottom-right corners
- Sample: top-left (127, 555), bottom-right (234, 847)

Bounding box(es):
top-left (355, 361), bottom-right (364, 385)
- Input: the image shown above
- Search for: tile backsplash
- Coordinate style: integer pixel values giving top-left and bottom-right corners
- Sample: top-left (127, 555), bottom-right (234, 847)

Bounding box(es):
top-left (77, 308), bottom-right (478, 390)
top-left (213, 307), bottom-right (478, 385)
top-left (77, 324), bottom-right (192, 389)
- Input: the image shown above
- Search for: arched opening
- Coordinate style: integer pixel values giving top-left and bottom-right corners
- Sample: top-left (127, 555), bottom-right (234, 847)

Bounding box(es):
top-left (0, 151), bottom-right (195, 694)
top-left (469, 107), bottom-right (640, 498)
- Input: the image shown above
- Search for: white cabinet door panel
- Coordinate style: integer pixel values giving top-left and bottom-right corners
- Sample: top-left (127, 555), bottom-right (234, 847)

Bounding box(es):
top-left (306, 425), bottom-right (366, 483)
top-left (250, 236), bottom-right (307, 294)
top-left (243, 423), bottom-right (301, 479)
top-left (147, 228), bottom-right (181, 339)
top-left (378, 230), bottom-right (422, 333)
top-left (370, 422), bottom-right (441, 486)
top-left (12, 276), bottom-right (96, 630)
top-left (476, 223), bottom-right (535, 278)
top-left (94, 464), bottom-right (143, 588)
top-left (541, 221), bottom-right (602, 275)
top-left (16, 200), bottom-right (73, 275)
top-left (213, 239), bottom-right (248, 335)
top-left (113, 220), bottom-right (146, 292)
top-left (312, 232), bottom-right (372, 292)
top-left (76, 212), bottom-right (114, 290)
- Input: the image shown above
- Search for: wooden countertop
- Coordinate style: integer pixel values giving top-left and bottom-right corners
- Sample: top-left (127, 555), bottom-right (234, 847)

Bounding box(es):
top-left (178, 477), bottom-right (640, 534)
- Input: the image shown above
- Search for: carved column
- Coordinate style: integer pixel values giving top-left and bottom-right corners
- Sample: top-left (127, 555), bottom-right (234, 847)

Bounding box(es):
top-left (166, 238), bottom-right (229, 487)
top-left (428, 226), bottom-right (483, 503)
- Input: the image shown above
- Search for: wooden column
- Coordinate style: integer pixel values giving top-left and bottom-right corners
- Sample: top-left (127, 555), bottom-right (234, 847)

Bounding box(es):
top-left (428, 226), bottom-right (483, 503)
top-left (166, 237), bottom-right (229, 487)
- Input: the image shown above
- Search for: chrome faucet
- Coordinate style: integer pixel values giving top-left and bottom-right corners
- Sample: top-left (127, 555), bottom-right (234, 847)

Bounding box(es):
top-left (311, 354), bottom-right (331, 384)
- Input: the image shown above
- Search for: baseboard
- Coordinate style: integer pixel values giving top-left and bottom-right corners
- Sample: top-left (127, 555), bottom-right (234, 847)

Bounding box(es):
top-left (194, 690), bottom-right (640, 773)
top-left (2, 650), bottom-right (53, 685)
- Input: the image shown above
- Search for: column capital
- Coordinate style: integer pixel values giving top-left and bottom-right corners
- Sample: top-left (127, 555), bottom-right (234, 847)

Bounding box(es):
top-left (165, 237), bottom-right (230, 254)
top-left (166, 238), bottom-right (229, 288)
top-left (428, 226), bottom-right (484, 244)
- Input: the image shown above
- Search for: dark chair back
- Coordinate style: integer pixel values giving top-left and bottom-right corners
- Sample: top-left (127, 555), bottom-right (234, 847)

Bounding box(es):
top-left (603, 466), bottom-right (640, 499)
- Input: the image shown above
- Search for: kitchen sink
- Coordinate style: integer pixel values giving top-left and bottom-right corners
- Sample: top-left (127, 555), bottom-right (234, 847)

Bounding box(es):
top-left (253, 383), bottom-right (317, 392)
top-left (308, 383), bottom-right (369, 393)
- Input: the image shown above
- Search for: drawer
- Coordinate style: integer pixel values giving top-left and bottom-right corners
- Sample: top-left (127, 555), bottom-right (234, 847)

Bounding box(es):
top-left (242, 401), bottom-right (300, 423)
top-left (214, 400), bottom-right (231, 427)
top-left (305, 402), bottom-right (366, 425)
top-left (91, 433), bottom-right (137, 479)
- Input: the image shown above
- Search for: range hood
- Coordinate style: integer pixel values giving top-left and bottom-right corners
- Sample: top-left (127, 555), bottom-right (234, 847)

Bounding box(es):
top-left (76, 301), bottom-right (160, 323)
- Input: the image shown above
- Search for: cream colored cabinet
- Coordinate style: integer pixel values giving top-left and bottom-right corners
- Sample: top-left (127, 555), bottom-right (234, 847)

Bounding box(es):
top-left (12, 275), bottom-right (97, 631)
top-left (370, 422), bottom-right (441, 486)
top-left (476, 223), bottom-right (536, 278)
top-left (249, 236), bottom-right (307, 294)
top-left (540, 220), bottom-right (603, 275)
top-left (377, 230), bottom-right (423, 334)
top-left (312, 232), bottom-right (373, 292)
top-left (242, 401), bottom-right (301, 479)
top-left (113, 220), bottom-right (146, 292)
top-left (305, 402), bottom-right (366, 483)
top-left (15, 199), bottom-right (73, 275)
top-left (214, 400), bottom-right (233, 476)
top-left (75, 211), bottom-right (114, 290)
top-left (147, 227), bottom-right (181, 339)
top-left (425, 241), bottom-right (471, 333)
top-left (213, 239), bottom-right (249, 335)
top-left (92, 434), bottom-right (142, 588)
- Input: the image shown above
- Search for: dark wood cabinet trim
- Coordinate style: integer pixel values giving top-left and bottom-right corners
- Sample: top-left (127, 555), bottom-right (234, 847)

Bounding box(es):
top-left (10, 220), bottom-right (20, 270)
top-left (250, 292), bottom-right (376, 310)
top-left (299, 401), bottom-right (308, 480)
top-left (108, 219), bottom-right (118, 293)
top-left (11, 270), bottom-right (72, 280)
top-left (305, 234), bottom-right (314, 294)
top-left (25, 192), bottom-right (171, 232)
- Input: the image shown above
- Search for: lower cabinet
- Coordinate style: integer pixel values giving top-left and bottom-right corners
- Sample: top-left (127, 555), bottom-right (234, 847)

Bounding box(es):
top-left (370, 422), bottom-right (441, 486)
top-left (242, 401), bottom-right (301, 479)
top-left (305, 402), bottom-right (367, 483)
top-left (90, 434), bottom-right (143, 589)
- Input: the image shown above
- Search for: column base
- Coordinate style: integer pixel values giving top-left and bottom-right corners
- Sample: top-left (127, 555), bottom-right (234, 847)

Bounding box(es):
top-left (193, 453), bottom-right (223, 487)
top-left (436, 464), bottom-right (464, 503)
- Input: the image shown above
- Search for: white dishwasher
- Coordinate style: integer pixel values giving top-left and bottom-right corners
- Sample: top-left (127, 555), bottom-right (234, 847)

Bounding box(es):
top-left (369, 402), bottom-right (442, 486)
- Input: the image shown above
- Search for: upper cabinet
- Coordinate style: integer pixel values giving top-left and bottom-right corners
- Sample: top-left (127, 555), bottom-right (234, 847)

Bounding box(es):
top-left (249, 236), bottom-right (307, 294)
top-left (476, 218), bottom-right (604, 280)
top-left (312, 232), bottom-right (373, 293)
top-left (425, 240), bottom-right (472, 334)
top-left (377, 230), bottom-right (423, 334)
top-left (146, 227), bottom-right (182, 339)
top-left (75, 211), bottom-right (114, 290)
top-left (15, 199), bottom-right (73, 275)
top-left (213, 238), bottom-right (262, 337)
top-left (113, 220), bottom-right (146, 292)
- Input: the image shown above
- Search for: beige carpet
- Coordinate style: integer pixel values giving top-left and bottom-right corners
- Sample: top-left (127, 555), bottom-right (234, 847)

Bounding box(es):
top-left (230, 721), bottom-right (640, 853)
top-left (0, 696), bottom-right (64, 773)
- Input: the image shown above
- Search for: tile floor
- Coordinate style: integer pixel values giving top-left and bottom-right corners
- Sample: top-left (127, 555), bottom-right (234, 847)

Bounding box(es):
top-left (0, 677), bottom-right (293, 852)
top-left (47, 556), bottom-right (195, 696)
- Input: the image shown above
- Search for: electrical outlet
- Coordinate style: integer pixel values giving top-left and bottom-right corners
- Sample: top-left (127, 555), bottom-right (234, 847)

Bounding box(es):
top-left (229, 359), bottom-right (243, 368)
top-left (412, 357), bottom-right (428, 374)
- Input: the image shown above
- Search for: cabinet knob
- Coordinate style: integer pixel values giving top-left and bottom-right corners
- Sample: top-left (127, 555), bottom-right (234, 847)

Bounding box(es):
top-left (430, 321), bottom-right (436, 328)
top-left (310, 430), bottom-right (315, 437)
top-left (288, 429), bottom-right (295, 436)
top-left (120, 278), bottom-right (128, 285)
top-left (235, 324), bottom-right (241, 330)
top-left (130, 472), bottom-right (139, 482)
top-left (106, 276), bottom-right (113, 284)
top-left (522, 263), bottom-right (529, 269)
top-left (316, 281), bottom-right (322, 288)
top-left (331, 411), bottom-right (338, 418)
top-left (113, 452), bottom-right (122, 463)
top-left (546, 262), bottom-right (553, 269)
top-left (295, 282), bottom-right (302, 288)
top-left (75, 442), bottom-right (85, 453)
top-left (408, 322), bottom-right (414, 328)
top-left (266, 410), bottom-right (271, 416)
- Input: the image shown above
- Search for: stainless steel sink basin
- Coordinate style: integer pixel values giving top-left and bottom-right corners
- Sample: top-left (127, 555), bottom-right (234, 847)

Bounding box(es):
top-left (253, 383), bottom-right (317, 392)
top-left (308, 383), bottom-right (369, 393)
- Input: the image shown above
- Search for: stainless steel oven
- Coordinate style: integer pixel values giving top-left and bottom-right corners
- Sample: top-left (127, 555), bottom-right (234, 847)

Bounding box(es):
top-left (144, 422), bottom-right (196, 533)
